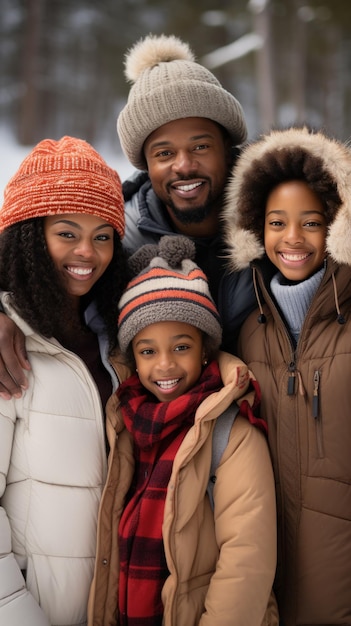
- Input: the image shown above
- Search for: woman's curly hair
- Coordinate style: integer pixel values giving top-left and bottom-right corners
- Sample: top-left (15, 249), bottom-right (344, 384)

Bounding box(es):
top-left (0, 218), bottom-right (130, 352)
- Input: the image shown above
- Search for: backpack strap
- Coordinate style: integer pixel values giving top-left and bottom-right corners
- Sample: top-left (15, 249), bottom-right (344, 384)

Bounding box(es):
top-left (207, 403), bottom-right (239, 510)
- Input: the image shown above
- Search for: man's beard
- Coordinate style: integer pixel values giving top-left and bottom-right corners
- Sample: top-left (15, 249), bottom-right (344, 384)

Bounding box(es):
top-left (169, 203), bottom-right (213, 225)
top-left (166, 187), bottom-right (221, 226)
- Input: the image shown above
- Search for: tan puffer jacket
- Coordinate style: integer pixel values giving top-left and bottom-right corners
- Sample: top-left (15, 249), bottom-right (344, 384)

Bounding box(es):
top-left (88, 351), bottom-right (278, 626)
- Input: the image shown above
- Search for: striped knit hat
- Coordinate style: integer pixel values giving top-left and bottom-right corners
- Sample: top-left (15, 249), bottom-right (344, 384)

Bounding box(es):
top-left (118, 235), bottom-right (222, 353)
top-left (1, 136), bottom-right (125, 237)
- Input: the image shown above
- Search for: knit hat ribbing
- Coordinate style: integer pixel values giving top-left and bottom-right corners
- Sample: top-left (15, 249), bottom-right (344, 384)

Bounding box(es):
top-left (117, 34), bottom-right (247, 170)
top-left (118, 235), bottom-right (222, 353)
top-left (1, 136), bottom-right (125, 237)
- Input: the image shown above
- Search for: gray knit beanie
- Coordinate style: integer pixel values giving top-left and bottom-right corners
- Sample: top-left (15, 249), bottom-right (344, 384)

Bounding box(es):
top-left (117, 34), bottom-right (248, 170)
top-left (117, 235), bottom-right (222, 353)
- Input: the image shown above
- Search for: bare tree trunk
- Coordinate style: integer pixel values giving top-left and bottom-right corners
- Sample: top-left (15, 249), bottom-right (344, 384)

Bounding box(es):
top-left (250, 0), bottom-right (276, 132)
top-left (18, 0), bottom-right (43, 145)
top-left (323, 23), bottom-right (344, 138)
top-left (291, 0), bottom-right (307, 125)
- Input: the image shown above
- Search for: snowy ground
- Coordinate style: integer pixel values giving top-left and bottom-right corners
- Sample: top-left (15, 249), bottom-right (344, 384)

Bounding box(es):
top-left (0, 126), bottom-right (134, 201)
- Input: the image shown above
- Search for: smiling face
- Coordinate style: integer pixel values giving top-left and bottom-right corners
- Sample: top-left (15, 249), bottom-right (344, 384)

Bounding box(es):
top-left (264, 180), bottom-right (328, 282)
top-left (132, 320), bottom-right (206, 402)
top-left (143, 117), bottom-right (231, 237)
top-left (44, 213), bottom-right (114, 303)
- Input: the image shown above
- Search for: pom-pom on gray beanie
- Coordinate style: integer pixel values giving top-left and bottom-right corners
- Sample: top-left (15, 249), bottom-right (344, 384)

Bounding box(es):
top-left (117, 235), bottom-right (222, 353)
top-left (117, 34), bottom-right (247, 170)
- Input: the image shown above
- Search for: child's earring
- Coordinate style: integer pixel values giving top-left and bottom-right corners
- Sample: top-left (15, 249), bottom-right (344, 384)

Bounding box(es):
top-left (202, 348), bottom-right (208, 366)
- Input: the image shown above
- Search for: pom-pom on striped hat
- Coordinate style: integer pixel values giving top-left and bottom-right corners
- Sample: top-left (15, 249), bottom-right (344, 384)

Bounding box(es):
top-left (1, 136), bottom-right (125, 237)
top-left (118, 235), bottom-right (222, 353)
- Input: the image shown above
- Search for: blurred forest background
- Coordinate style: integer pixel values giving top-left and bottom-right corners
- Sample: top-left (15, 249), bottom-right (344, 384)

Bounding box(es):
top-left (0, 0), bottom-right (351, 167)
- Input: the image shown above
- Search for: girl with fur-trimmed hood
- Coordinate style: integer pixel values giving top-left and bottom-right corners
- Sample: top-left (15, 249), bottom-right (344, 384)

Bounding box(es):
top-left (220, 126), bottom-right (351, 626)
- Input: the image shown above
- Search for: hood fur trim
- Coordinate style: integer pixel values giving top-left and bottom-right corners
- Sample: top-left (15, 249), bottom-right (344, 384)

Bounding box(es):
top-left (223, 127), bottom-right (351, 270)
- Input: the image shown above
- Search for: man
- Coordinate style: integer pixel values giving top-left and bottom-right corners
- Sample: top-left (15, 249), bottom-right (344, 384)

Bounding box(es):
top-left (117, 33), bottom-right (247, 300)
top-left (0, 33), bottom-right (255, 397)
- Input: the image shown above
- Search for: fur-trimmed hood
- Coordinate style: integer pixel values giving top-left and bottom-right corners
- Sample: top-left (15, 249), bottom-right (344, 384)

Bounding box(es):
top-left (223, 127), bottom-right (351, 271)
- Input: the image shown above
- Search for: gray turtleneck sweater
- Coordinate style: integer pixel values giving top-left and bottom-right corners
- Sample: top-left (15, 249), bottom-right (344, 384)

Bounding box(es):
top-left (270, 266), bottom-right (325, 342)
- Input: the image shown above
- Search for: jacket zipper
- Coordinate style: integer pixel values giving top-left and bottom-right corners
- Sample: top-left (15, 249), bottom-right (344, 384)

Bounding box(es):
top-left (287, 361), bottom-right (296, 395)
top-left (313, 370), bottom-right (324, 457)
top-left (312, 370), bottom-right (320, 417)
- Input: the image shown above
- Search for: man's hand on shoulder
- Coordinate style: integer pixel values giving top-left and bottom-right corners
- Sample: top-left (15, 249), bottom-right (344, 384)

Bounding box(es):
top-left (0, 313), bottom-right (30, 399)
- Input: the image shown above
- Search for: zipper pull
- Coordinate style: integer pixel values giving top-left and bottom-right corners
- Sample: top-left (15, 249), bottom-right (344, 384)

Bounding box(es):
top-left (287, 362), bottom-right (296, 395)
top-left (313, 370), bottom-right (320, 418)
top-left (297, 371), bottom-right (305, 396)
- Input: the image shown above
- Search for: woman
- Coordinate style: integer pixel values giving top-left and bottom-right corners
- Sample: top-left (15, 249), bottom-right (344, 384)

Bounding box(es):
top-left (0, 136), bottom-right (129, 626)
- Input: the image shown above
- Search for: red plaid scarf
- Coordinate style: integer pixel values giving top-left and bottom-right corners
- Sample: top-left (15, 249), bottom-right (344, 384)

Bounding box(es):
top-left (117, 360), bottom-right (222, 626)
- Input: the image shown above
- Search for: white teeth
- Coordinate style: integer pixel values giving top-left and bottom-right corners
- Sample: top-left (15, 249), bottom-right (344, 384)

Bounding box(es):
top-left (156, 378), bottom-right (179, 389)
top-left (177, 182), bottom-right (202, 192)
top-left (67, 266), bottom-right (93, 276)
top-left (281, 253), bottom-right (309, 261)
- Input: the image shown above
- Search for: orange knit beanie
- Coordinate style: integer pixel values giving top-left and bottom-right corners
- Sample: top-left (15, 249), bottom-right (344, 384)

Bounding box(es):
top-left (0, 136), bottom-right (125, 237)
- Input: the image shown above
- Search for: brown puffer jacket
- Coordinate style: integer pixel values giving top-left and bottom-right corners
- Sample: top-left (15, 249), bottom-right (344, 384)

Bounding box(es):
top-left (222, 127), bottom-right (351, 625)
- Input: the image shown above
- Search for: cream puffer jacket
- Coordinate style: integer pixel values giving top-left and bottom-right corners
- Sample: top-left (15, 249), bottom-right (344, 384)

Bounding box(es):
top-left (88, 351), bottom-right (278, 626)
top-left (0, 293), bottom-right (127, 626)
